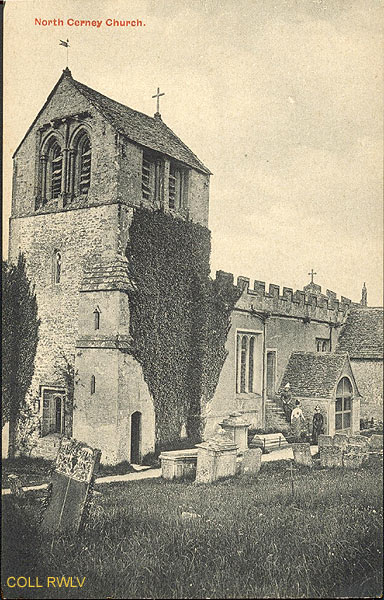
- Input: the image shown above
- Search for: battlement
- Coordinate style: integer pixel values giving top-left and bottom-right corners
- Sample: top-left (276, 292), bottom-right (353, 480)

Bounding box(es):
top-left (215, 271), bottom-right (354, 324)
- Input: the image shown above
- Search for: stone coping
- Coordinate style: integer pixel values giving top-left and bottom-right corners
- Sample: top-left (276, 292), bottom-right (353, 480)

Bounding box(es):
top-left (159, 449), bottom-right (198, 459)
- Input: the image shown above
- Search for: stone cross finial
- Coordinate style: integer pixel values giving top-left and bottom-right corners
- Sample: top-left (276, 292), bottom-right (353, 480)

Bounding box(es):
top-left (152, 87), bottom-right (165, 116)
top-left (308, 269), bottom-right (317, 284)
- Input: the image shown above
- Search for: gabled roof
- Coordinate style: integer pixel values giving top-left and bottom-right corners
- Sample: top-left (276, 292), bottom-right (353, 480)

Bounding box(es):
top-left (13, 69), bottom-right (211, 175)
top-left (279, 352), bottom-right (355, 398)
top-left (336, 307), bottom-right (383, 360)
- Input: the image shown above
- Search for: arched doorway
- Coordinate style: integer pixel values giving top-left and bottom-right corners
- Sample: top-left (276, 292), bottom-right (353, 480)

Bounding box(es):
top-left (335, 377), bottom-right (353, 432)
top-left (130, 412), bottom-right (142, 464)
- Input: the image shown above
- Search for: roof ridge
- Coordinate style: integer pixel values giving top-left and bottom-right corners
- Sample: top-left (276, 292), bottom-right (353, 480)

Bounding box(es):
top-left (72, 78), bottom-right (157, 124)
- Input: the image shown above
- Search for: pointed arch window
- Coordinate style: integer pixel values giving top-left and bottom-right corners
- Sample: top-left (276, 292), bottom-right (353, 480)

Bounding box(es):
top-left (236, 331), bottom-right (262, 394)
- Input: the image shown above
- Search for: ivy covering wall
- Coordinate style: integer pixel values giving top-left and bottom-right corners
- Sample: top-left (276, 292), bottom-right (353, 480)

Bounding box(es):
top-left (126, 208), bottom-right (240, 450)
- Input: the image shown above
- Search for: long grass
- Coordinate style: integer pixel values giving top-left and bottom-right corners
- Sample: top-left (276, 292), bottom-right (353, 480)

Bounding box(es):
top-left (2, 458), bottom-right (382, 599)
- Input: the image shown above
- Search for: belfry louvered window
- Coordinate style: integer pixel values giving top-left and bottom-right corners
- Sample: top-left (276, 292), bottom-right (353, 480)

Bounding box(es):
top-left (51, 141), bottom-right (62, 199)
top-left (142, 155), bottom-right (151, 201)
top-left (75, 133), bottom-right (91, 195)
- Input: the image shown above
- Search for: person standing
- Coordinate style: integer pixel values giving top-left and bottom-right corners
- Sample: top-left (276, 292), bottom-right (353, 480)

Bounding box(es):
top-left (291, 400), bottom-right (305, 442)
top-left (312, 405), bottom-right (324, 444)
top-left (280, 383), bottom-right (293, 423)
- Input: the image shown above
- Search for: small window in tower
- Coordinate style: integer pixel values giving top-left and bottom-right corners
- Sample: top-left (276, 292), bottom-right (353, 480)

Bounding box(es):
top-left (94, 308), bottom-right (100, 330)
top-left (91, 375), bottom-right (96, 395)
top-left (51, 141), bottom-right (62, 199)
top-left (53, 250), bottom-right (62, 284)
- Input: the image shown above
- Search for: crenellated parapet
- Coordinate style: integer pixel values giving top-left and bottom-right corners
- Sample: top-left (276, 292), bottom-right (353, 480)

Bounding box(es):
top-left (215, 271), bottom-right (354, 324)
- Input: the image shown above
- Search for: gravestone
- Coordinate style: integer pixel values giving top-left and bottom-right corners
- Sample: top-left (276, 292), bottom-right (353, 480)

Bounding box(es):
top-left (240, 448), bottom-right (262, 475)
top-left (160, 449), bottom-right (198, 481)
top-left (333, 433), bottom-right (349, 451)
top-left (41, 438), bottom-right (101, 534)
top-left (195, 428), bottom-right (237, 484)
top-left (348, 434), bottom-right (369, 449)
top-left (343, 444), bottom-right (365, 468)
top-left (320, 445), bottom-right (343, 468)
top-left (292, 443), bottom-right (313, 467)
top-left (8, 474), bottom-right (25, 497)
top-left (318, 434), bottom-right (333, 449)
top-left (369, 434), bottom-right (383, 451)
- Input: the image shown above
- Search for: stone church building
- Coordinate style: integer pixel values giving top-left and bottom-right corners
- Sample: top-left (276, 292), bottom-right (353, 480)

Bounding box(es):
top-left (7, 69), bottom-right (383, 463)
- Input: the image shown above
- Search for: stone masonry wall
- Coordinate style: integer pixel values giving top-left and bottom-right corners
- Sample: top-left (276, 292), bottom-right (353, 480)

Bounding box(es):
top-left (8, 204), bottom-right (120, 406)
top-left (351, 360), bottom-right (383, 421)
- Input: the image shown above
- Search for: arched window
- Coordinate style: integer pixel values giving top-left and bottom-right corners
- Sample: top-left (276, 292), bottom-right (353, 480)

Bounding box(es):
top-left (236, 332), bottom-right (261, 394)
top-left (91, 375), bottom-right (96, 395)
top-left (53, 250), bottom-right (62, 284)
top-left (74, 132), bottom-right (91, 195)
top-left (335, 377), bottom-right (352, 431)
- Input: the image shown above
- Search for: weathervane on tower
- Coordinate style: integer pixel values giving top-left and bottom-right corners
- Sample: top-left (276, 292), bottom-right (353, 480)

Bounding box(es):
top-left (59, 39), bottom-right (70, 68)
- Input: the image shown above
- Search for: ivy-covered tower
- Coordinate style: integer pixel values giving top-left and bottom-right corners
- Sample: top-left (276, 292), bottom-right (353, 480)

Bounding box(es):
top-left (9, 68), bottom-right (211, 463)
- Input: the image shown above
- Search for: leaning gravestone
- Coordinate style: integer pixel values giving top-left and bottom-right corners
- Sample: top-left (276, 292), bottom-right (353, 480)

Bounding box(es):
top-left (41, 438), bottom-right (101, 534)
top-left (292, 443), bottom-right (313, 467)
top-left (240, 448), bottom-right (262, 475)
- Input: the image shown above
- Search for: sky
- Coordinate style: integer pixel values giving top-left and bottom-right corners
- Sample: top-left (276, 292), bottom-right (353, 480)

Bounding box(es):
top-left (3, 0), bottom-right (383, 305)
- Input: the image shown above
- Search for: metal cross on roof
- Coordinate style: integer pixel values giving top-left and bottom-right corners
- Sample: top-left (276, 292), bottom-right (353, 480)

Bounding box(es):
top-left (308, 269), bottom-right (317, 284)
top-left (152, 87), bottom-right (165, 114)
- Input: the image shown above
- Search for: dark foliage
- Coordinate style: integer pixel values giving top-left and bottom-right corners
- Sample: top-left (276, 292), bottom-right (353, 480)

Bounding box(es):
top-left (126, 208), bottom-right (240, 448)
top-left (2, 254), bottom-right (40, 458)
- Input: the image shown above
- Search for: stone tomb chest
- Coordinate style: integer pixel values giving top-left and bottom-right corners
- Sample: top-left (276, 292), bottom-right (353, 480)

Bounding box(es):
top-left (41, 438), bottom-right (101, 533)
top-left (195, 429), bottom-right (238, 484)
top-left (160, 448), bottom-right (198, 481)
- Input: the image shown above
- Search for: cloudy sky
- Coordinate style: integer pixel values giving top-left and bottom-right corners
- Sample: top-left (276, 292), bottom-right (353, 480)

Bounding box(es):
top-left (4, 0), bottom-right (383, 305)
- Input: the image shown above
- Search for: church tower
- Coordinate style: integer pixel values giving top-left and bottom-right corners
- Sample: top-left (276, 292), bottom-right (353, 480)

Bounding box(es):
top-left (9, 69), bottom-right (210, 462)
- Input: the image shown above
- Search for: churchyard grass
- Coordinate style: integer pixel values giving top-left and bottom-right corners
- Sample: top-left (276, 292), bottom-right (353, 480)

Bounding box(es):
top-left (2, 458), bottom-right (382, 599)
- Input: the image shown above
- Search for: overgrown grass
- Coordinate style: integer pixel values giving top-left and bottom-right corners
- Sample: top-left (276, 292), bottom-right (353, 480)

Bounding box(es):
top-left (2, 458), bottom-right (382, 599)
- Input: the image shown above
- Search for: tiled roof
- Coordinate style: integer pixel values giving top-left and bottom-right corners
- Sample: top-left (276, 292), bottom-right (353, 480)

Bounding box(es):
top-left (71, 76), bottom-right (211, 174)
top-left (336, 308), bottom-right (383, 359)
top-left (80, 253), bottom-right (134, 292)
top-left (279, 352), bottom-right (350, 398)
